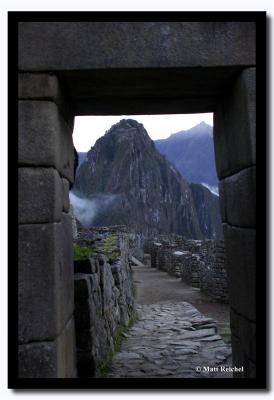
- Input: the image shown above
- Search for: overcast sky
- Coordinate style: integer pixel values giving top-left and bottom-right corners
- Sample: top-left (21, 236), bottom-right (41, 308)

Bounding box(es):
top-left (73, 113), bottom-right (213, 152)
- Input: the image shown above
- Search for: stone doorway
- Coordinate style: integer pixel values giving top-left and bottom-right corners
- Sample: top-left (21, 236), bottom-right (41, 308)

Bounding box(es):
top-left (17, 20), bottom-right (257, 381)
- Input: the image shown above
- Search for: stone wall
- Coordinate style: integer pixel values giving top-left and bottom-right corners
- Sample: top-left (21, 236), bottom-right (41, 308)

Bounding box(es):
top-left (17, 21), bottom-right (257, 379)
top-left (199, 241), bottom-right (228, 302)
top-left (214, 68), bottom-right (256, 377)
top-left (18, 74), bottom-right (77, 378)
top-left (74, 227), bottom-right (134, 377)
top-left (145, 238), bottom-right (228, 302)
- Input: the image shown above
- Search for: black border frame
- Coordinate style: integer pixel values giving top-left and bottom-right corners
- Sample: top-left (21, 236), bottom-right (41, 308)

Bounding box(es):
top-left (9, 11), bottom-right (267, 390)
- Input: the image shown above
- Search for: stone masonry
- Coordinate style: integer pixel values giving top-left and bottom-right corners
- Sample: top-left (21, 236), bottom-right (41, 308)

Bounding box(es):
top-left (74, 227), bottom-right (134, 377)
top-left (147, 238), bottom-right (228, 303)
top-left (18, 74), bottom-right (77, 378)
top-left (17, 20), bottom-right (258, 380)
top-left (215, 68), bottom-right (256, 377)
top-left (199, 241), bottom-right (228, 302)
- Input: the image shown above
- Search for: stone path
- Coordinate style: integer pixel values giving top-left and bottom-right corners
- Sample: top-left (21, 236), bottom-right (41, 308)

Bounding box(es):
top-left (107, 302), bottom-right (232, 378)
top-left (106, 264), bottom-right (232, 378)
top-left (133, 264), bottom-right (231, 344)
top-left (133, 265), bottom-right (230, 325)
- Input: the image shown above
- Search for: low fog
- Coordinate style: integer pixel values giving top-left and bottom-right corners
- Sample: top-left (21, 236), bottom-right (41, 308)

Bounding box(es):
top-left (69, 191), bottom-right (119, 228)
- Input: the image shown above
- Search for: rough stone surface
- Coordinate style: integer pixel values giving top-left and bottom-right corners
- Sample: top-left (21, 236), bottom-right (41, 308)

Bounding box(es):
top-left (107, 302), bottom-right (232, 378)
top-left (56, 213), bottom-right (74, 331)
top-left (18, 214), bottom-right (74, 344)
top-left (219, 166), bottom-right (256, 228)
top-left (56, 317), bottom-right (77, 378)
top-left (199, 241), bottom-right (228, 302)
top-left (18, 317), bottom-right (77, 378)
top-left (223, 224), bottom-right (256, 322)
top-left (230, 309), bottom-right (256, 363)
top-left (18, 72), bottom-right (61, 100)
top-left (19, 341), bottom-right (58, 378)
top-left (18, 73), bottom-right (74, 129)
top-left (19, 22), bottom-right (255, 71)
top-left (19, 167), bottom-right (63, 224)
top-left (18, 100), bottom-right (74, 182)
top-left (74, 227), bottom-right (135, 377)
top-left (147, 238), bottom-right (228, 303)
top-left (214, 68), bottom-right (256, 179)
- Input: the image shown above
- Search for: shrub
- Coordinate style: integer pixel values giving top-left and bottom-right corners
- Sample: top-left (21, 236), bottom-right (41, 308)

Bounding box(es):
top-left (102, 234), bottom-right (120, 264)
top-left (73, 244), bottom-right (96, 261)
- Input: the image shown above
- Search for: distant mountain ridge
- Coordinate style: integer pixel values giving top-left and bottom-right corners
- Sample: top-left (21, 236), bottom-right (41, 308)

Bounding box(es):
top-left (73, 119), bottom-right (223, 239)
top-left (154, 122), bottom-right (219, 193)
top-left (78, 152), bottom-right (87, 166)
top-left (190, 183), bottom-right (223, 239)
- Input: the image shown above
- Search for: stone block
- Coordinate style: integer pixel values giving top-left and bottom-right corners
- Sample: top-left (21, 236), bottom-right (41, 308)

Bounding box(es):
top-left (18, 214), bottom-right (74, 344)
top-left (18, 73), bottom-right (61, 101)
top-left (62, 177), bottom-right (70, 212)
top-left (223, 223), bottom-right (256, 321)
top-left (214, 68), bottom-right (256, 179)
top-left (19, 317), bottom-right (77, 378)
top-left (19, 22), bottom-right (255, 71)
top-left (56, 317), bottom-right (77, 378)
top-left (19, 167), bottom-right (63, 224)
top-left (89, 273), bottom-right (100, 292)
top-left (19, 341), bottom-right (58, 378)
top-left (219, 166), bottom-right (256, 228)
top-left (18, 100), bottom-right (74, 182)
top-left (56, 212), bottom-right (74, 326)
top-left (18, 73), bottom-right (74, 130)
top-left (230, 309), bottom-right (256, 363)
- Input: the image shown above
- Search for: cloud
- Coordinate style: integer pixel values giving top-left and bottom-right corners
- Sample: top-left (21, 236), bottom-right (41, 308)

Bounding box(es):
top-left (69, 191), bottom-right (119, 228)
top-left (201, 183), bottom-right (219, 196)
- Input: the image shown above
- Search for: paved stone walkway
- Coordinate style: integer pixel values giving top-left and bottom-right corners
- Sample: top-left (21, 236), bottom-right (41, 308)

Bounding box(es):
top-left (107, 302), bottom-right (232, 378)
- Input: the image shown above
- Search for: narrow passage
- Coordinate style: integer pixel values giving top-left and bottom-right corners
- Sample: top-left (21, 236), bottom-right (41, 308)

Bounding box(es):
top-left (106, 265), bottom-right (232, 378)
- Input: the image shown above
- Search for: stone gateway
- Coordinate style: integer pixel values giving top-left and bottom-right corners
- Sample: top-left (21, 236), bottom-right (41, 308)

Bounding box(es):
top-left (17, 18), bottom-right (258, 381)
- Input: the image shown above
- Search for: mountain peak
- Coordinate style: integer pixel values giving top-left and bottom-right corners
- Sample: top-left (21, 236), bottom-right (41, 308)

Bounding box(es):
top-left (166, 121), bottom-right (212, 140)
top-left (74, 119), bottom-right (204, 238)
top-left (107, 118), bottom-right (144, 133)
top-left (103, 118), bottom-right (147, 139)
top-left (188, 121), bottom-right (212, 132)
top-left (197, 121), bottom-right (209, 127)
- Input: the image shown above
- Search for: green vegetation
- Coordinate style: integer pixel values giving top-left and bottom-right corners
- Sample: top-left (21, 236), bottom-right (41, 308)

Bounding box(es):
top-left (73, 244), bottom-right (96, 261)
top-left (99, 313), bottom-right (138, 377)
top-left (103, 234), bottom-right (120, 264)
